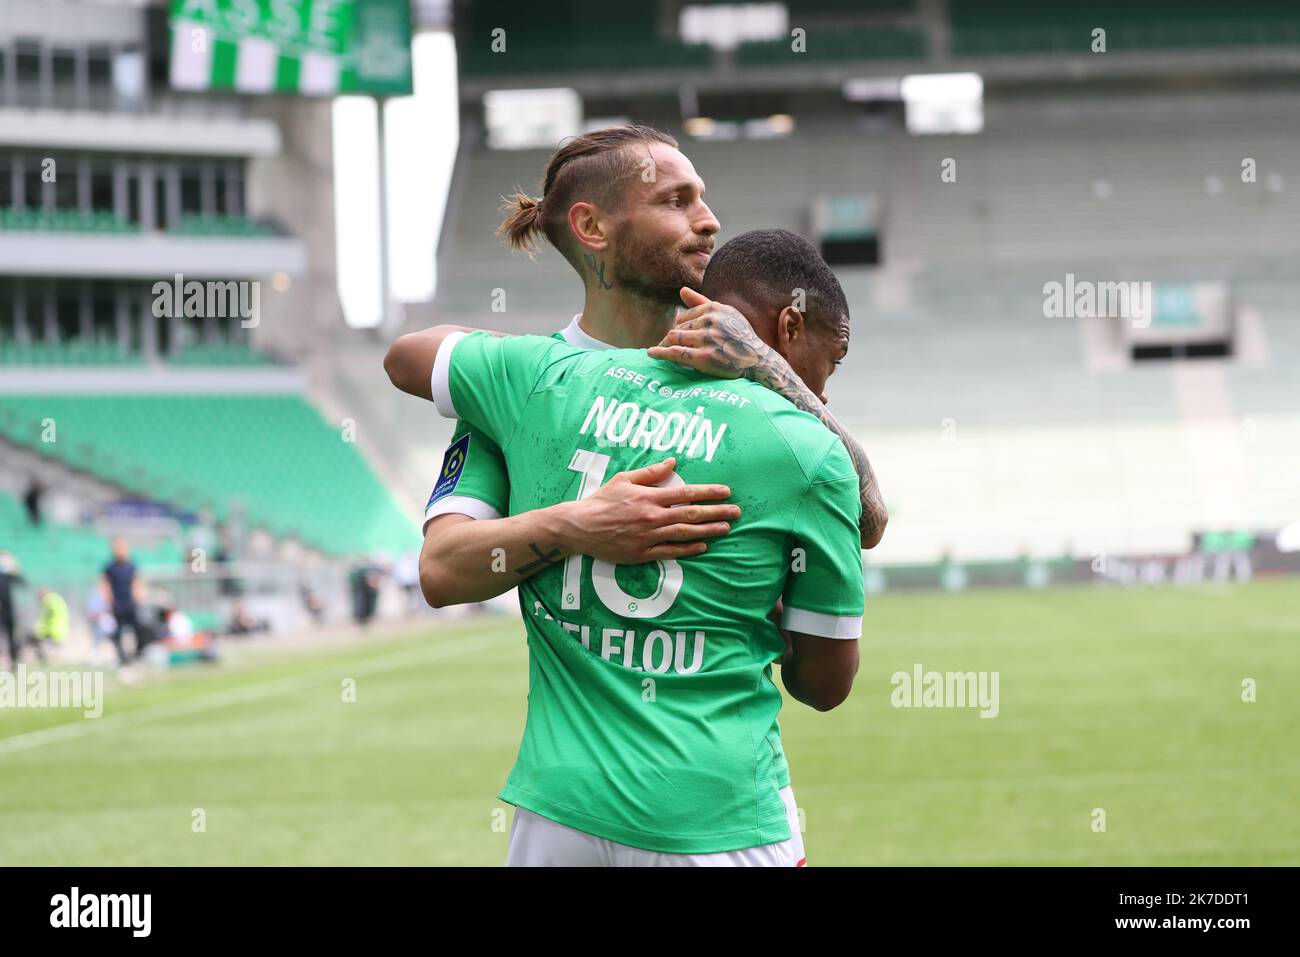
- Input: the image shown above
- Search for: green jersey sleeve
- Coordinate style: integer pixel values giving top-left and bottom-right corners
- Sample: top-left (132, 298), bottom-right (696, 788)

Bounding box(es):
top-left (422, 419), bottom-right (510, 529)
top-left (430, 331), bottom-right (574, 446)
top-left (780, 438), bottom-right (865, 639)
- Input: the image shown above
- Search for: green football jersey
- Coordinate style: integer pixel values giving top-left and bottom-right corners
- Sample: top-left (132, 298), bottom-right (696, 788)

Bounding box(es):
top-left (423, 318), bottom-right (617, 527)
top-left (432, 330), bottom-right (865, 854)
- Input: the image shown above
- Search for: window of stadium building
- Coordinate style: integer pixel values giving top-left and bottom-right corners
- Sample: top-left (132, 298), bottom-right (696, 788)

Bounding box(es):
top-left (13, 40), bottom-right (41, 107)
top-left (0, 158), bottom-right (12, 209)
top-left (50, 47), bottom-right (78, 109)
top-left (23, 156), bottom-right (47, 211)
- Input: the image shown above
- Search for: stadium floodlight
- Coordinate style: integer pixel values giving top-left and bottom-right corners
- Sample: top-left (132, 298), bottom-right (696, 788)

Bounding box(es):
top-left (679, 3), bottom-right (788, 51)
top-left (484, 88), bottom-right (581, 151)
top-left (683, 116), bottom-right (718, 137)
top-left (683, 117), bottom-right (742, 140)
top-left (900, 72), bottom-right (983, 135)
top-left (842, 77), bottom-right (903, 103)
top-left (745, 114), bottom-right (795, 138)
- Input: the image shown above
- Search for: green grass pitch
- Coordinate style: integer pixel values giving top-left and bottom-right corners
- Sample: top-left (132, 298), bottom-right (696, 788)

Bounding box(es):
top-left (1, 580), bottom-right (1296, 865)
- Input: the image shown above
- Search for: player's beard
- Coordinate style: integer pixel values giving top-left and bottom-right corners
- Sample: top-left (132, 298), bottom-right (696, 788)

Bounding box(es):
top-left (610, 225), bottom-right (706, 308)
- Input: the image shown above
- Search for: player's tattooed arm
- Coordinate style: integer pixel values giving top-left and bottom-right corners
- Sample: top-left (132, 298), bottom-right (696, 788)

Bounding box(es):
top-left (750, 345), bottom-right (888, 549)
top-left (648, 294), bottom-right (888, 549)
top-left (383, 324), bottom-right (510, 401)
top-left (419, 459), bottom-right (740, 607)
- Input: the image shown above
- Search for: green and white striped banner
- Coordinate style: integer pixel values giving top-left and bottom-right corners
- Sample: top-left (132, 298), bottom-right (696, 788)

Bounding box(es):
top-left (169, 0), bottom-right (412, 97)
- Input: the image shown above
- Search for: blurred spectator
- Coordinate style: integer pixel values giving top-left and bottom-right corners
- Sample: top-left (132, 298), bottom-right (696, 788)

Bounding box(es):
top-left (23, 478), bottom-right (44, 527)
top-left (23, 588), bottom-right (69, 664)
top-left (216, 538), bottom-right (242, 597)
top-left (227, 602), bottom-right (269, 636)
top-left (163, 604), bottom-right (194, 643)
top-left (161, 602), bottom-right (218, 664)
top-left (0, 550), bottom-right (26, 669)
top-left (349, 558), bottom-right (382, 627)
top-left (85, 586), bottom-right (117, 663)
top-left (101, 538), bottom-right (143, 665)
top-left (299, 583), bottom-right (325, 623)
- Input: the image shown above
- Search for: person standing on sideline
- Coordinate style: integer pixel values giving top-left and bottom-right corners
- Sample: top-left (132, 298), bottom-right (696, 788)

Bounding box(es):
top-left (101, 538), bottom-right (143, 665)
top-left (0, 550), bottom-right (26, 669)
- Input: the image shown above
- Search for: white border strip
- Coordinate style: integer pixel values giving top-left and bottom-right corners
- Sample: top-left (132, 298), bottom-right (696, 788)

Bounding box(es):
top-left (430, 330), bottom-right (467, 419)
top-left (423, 494), bottom-right (503, 530)
top-left (782, 606), bottom-right (862, 639)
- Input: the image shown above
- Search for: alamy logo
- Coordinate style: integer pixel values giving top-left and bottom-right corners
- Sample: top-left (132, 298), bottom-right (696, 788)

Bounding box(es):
top-left (1043, 273), bottom-right (1151, 327)
top-left (0, 666), bottom-right (102, 718)
top-left (50, 887), bottom-right (151, 937)
top-left (890, 663), bottom-right (1000, 718)
top-left (151, 273), bottom-right (259, 327)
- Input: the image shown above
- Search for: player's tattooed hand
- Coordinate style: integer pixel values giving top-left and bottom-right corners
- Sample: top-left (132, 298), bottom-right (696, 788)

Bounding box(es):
top-left (647, 288), bottom-right (771, 380)
top-left (555, 457), bottom-right (742, 564)
top-left (651, 287), bottom-right (889, 549)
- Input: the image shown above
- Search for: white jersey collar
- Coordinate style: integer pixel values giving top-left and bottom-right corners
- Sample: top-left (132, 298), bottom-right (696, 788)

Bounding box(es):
top-left (559, 314), bottom-right (616, 351)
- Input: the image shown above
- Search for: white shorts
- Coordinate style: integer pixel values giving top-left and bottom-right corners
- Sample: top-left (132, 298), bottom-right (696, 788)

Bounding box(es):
top-left (505, 785), bottom-right (807, 867)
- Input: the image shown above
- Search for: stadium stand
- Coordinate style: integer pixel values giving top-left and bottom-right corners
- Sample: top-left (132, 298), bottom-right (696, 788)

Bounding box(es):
top-left (0, 208), bottom-right (139, 234)
top-left (735, 28), bottom-right (925, 65)
top-left (457, 5), bottom-right (710, 76)
top-left (0, 342), bottom-right (145, 366)
top-left (169, 214), bottom-right (279, 238)
top-left (165, 342), bottom-right (277, 367)
top-left (949, 0), bottom-right (1300, 56)
top-left (0, 396), bottom-right (414, 557)
top-left (0, 488), bottom-right (182, 586)
top-left (437, 94), bottom-right (1300, 321)
top-left (429, 89), bottom-right (1300, 564)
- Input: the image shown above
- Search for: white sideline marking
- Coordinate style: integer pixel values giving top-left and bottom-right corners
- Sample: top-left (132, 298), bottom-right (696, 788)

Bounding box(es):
top-left (0, 632), bottom-right (507, 757)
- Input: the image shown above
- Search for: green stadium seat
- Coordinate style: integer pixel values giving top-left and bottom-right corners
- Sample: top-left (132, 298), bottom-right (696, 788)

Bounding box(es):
top-left (0, 395), bottom-right (414, 557)
top-left (0, 489), bottom-right (184, 590)
top-left (169, 214), bottom-right (277, 238)
top-left (949, 0), bottom-right (1300, 56)
top-left (0, 341), bottom-right (145, 367)
top-left (735, 28), bottom-right (926, 65)
top-left (166, 342), bottom-right (275, 367)
top-left (0, 206), bottom-right (137, 234)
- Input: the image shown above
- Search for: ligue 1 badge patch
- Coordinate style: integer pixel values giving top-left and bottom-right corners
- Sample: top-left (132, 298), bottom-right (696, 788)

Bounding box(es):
top-left (427, 433), bottom-right (471, 506)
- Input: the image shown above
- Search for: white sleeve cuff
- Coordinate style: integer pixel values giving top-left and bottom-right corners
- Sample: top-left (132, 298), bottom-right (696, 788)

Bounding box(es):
top-left (782, 606), bottom-right (862, 639)
top-left (430, 330), bottom-right (469, 419)
top-left (423, 494), bottom-right (503, 532)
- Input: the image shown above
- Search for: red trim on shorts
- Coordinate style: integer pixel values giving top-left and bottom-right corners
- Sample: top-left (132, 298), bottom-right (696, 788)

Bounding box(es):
top-left (797, 857), bottom-right (807, 867)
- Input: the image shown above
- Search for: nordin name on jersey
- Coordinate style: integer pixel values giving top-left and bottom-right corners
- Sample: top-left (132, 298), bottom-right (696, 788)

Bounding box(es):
top-left (579, 395), bottom-right (728, 462)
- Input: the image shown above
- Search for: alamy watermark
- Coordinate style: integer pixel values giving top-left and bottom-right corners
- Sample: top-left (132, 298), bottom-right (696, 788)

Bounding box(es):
top-left (890, 663), bottom-right (999, 718)
top-left (1043, 273), bottom-right (1151, 328)
top-left (151, 274), bottom-right (259, 327)
top-left (50, 887), bottom-right (150, 937)
top-left (0, 665), bottom-right (103, 718)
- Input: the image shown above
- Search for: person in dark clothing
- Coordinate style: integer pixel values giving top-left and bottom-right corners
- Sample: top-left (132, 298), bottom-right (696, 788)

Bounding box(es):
top-left (23, 479), bottom-right (43, 527)
top-left (0, 550), bottom-right (26, 669)
top-left (101, 538), bottom-right (142, 665)
top-left (349, 559), bottom-right (381, 627)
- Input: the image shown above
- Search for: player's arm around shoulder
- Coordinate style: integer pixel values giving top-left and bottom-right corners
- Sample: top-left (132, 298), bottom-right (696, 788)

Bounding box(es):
top-left (383, 324), bottom-right (485, 401)
top-left (417, 458), bottom-right (743, 608)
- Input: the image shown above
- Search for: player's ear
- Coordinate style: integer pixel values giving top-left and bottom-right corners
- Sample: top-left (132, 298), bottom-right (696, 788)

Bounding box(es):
top-left (567, 201), bottom-right (609, 252)
top-left (777, 306), bottom-right (806, 350)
